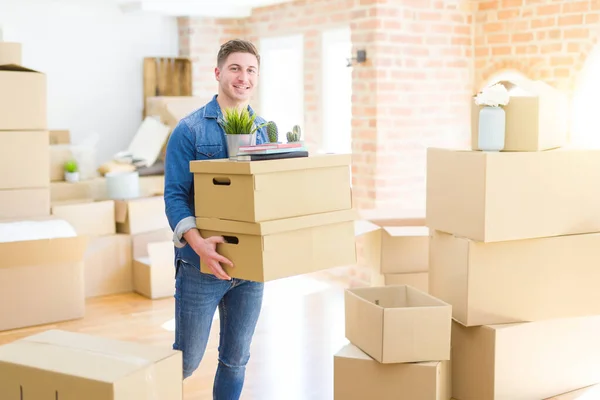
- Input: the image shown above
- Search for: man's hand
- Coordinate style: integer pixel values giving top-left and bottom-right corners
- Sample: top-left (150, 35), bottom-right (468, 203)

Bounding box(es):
top-left (184, 229), bottom-right (233, 280)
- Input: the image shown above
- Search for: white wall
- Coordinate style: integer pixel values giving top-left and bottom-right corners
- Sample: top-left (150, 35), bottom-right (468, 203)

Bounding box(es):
top-left (0, 0), bottom-right (179, 165)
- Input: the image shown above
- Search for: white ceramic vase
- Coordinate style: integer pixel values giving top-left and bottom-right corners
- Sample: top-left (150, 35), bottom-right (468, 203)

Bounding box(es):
top-left (64, 171), bottom-right (80, 183)
top-left (226, 133), bottom-right (256, 159)
top-left (478, 106), bottom-right (506, 152)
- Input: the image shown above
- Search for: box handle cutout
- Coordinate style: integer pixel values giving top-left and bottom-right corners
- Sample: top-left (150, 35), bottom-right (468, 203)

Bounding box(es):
top-left (223, 235), bottom-right (239, 245)
top-left (19, 386), bottom-right (59, 399)
top-left (374, 299), bottom-right (380, 306)
top-left (212, 177), bottom-right (231, 186)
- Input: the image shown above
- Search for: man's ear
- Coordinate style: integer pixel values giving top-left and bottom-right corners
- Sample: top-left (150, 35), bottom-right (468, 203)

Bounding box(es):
top-left (215, 67), bottom-right (220, 81)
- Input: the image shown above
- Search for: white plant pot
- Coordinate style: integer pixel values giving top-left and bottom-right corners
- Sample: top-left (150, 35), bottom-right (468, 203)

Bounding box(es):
top-left (65, 171), bottom-right (80, 183)
top-left (477, 106), bottom-right (506, 152)
top-left (226, 133), bottom-right (256, 159)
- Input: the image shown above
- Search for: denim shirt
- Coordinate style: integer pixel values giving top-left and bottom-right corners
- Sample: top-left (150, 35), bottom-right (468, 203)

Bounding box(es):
top-left (163, 94), bottom-right (269, 271)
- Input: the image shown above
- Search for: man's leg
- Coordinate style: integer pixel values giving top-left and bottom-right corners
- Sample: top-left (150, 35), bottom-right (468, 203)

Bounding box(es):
top-left (213, 278), bottom-right (264, 400)
top-left (173, 260), bottom-right (231, 379)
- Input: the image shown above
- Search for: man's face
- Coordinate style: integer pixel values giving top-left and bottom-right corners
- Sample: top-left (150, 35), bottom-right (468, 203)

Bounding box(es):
top-left (215, 52), bottom-right (259, 103)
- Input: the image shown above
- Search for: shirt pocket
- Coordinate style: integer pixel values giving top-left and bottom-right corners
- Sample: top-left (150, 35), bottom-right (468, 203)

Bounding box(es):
top-left (196, 144), bottom-right (223, 159)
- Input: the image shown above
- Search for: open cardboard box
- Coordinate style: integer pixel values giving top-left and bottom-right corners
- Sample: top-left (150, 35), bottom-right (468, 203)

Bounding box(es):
top-left (344, 285), bottom-right (451, 363)
top-left (334, 343), bottom-right (451, 400)
top-left (0, 329), bottom-right (182, 399)
top-left (426, 147), bottom-right (600, 242)
top-left (471, 78), bottom-right (568, 151)
top-left (191, 154), bottom-right (352, 223)
top-left (197, 209), bottom-right (357, 282)
top-left (132, 228), bottom-right (175, 299)
top-left (0, 64), bottom-right (46, 130)
top-left (51, 200), bottom-right (116, 237)
top-left (114, 196), bottom-right (169, 235)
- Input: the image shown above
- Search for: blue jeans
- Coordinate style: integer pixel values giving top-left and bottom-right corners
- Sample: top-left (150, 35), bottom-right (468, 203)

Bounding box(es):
top-left (173, 260), bottom-right (264, 399)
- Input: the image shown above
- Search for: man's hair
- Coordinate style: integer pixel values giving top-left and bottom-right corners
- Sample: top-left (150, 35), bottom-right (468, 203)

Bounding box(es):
top-left (217, 39), bottom-right (261, 68)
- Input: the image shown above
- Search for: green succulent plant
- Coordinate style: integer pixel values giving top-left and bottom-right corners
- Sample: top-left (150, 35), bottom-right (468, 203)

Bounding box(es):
top-left (286, 124), bottom-right (302, 142)
top-left (220, 107), bottom-right (268, 135)
top-left (267, 121), bottom-right (278, 143)
top-left (64, 159), bottom-right (78, 173)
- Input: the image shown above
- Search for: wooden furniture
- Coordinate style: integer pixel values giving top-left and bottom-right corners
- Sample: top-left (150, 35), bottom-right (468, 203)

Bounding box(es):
top-left (143, 57), bottom-right (193, 116)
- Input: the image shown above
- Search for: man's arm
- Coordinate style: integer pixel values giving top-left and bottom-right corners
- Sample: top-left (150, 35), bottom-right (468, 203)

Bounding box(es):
top-left (164, 121), bottom-right (197, 248)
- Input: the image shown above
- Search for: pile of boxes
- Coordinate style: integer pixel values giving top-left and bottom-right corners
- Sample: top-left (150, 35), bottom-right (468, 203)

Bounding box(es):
top-left (190, 154), bottom-right (357, 282)
top-left (426, 78), bottom-right (600, 399)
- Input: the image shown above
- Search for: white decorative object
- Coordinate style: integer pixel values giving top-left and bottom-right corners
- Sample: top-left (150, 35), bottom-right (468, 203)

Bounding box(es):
top-left (64, 171), bottom-right (79, 183)
top-left (226, 133), bottom-right (256, 159)
top-left (474, 83), bottom-right (510, 152)
top-left (106, 171), bottom-right (140, 200)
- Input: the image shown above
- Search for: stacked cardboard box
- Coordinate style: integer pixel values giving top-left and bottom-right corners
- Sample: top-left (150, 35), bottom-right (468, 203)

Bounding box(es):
top-left (426, 80), bottom-right (600, 399)
top-left (334, 284), bottom-right (452, 399)
top-left (0, 42), bottom-right (88, 332)
top-left (353, 209), bottom-right (430, 292)
top-left (190, 154), bottom-right (357, 282)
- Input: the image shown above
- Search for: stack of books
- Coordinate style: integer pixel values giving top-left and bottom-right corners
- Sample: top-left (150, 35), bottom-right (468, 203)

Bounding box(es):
top-left (234, 142), bottom-right (308, 161)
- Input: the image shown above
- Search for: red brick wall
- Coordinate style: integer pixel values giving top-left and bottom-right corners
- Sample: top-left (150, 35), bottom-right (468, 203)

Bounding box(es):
top-left (475, 0), bottom-right (600, 92)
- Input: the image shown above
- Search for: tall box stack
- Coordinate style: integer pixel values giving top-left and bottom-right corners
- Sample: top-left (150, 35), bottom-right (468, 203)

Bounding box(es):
top-left (0, 41), bottom-right (50, 220)
top-left (190, 154), bottom-right (357, 282)
top-left (0, 42), bottom-right (88, 332)
top-left (334, 285), bottom-right (452, 399)
top-left (426, 79), bottom-right (600, 399)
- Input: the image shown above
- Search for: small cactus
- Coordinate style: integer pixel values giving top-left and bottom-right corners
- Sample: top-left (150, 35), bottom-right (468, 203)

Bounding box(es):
top-left (286, 125), bottom-right (302, 142)
top-left (267, 121), bottom-right (278, 143)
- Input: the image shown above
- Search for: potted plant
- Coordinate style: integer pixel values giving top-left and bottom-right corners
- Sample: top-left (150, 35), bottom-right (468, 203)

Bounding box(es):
top-left (267, 121), bottom-right (278, 143)
top-left (219, 107), bottom-right (268, 159)
top-left (286, 125), bottom-right (302, 142)
top-left (473, 82), bottom-right (510, 152)
top-left (64, 159), bottom-right (79, 182)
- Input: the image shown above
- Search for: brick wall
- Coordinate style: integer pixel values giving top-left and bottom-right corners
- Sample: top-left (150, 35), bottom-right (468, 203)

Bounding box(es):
top-left (475, 0), bottom-right (600, 91)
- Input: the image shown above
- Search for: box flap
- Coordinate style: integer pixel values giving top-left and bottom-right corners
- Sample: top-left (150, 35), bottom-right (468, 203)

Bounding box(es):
top-left (0, 235), bottom-right (88, 268)
top-left (0, 64), bottom-right (41, 73)
top-left (383, 226), bottom-right (429, 237)
top-left (0, 329), bottom-right (178, 382)
top-left (196, 209), bottom-right (357, 235)
top-left (114, 200), bottom-right (129, 223)
top-left (147, 241), bottom-right (174, 265)
top-left (190, 153), bottom-right (351, 175)
top-left (495, 79), bottom-right (559, 97)
top-left (354, 220), bottom-right (381, 236)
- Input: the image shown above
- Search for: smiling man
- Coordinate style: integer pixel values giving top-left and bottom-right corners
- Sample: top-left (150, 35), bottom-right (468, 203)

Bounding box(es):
top-left (163, 39), bottom-right (268, 399)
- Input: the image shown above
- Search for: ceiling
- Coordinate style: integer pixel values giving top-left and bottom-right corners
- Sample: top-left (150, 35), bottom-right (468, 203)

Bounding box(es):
top-left (117, 0), bottom-right (294, 18)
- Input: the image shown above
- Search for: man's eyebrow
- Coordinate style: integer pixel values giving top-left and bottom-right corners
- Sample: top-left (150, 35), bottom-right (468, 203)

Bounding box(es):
top-left (227, 63), bottom-right (257, 69)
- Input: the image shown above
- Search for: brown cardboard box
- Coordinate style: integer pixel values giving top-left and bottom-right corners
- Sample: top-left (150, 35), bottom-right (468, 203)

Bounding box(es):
top-left (344, 285), bottom-right (451, 363)
top-left (334, 343), bottom-right (451, 400)
top-left (0, 130), bottom-right (49, 189)
top-left (384, 272), bottom-right (429, 293)
top-left (114, 196), bottom-right (169, 235)
top-left (50, 180), bottom-right (94, 203)
top-left (132, 228), bottom-right (174, 299)
top-left (0, 329), bottom-right (183, 399)
top-left (430, 230), bottom-right (600, 326)
top-left (197, 209), bottom-right (357, 282)
top-left (84, 234), bottom-right (133, 298)
top-left (381, 226), bottom-right (429, 273)
top-left (49, 129), bottom-right (70, 144)
top-left (354, 220), bottom-right (383, 285)
top-left (0, 42), bottom-right (21, 65)
top-left (426, 147), bottom-right (600, 242)
top-left (452, 317), bottom-right (600, 400)
top-left (145, 96), bottom-right (204, 129)
top-left (52, 200), bottom-right (116, 237)
top-left (0, 188), bottom-right (50, 220)
top-left (471, 79), bottom-right (568, 152)
top-left (0, 221), bottom-right (87, 331)
top-left (191, 154), bottom-right (352, 223)
top-left (0, 65), bottom-right (46, 130)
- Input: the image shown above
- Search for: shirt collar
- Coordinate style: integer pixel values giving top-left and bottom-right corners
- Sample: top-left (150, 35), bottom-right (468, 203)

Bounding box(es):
top-left (203, 94), bottom-right (257, 119)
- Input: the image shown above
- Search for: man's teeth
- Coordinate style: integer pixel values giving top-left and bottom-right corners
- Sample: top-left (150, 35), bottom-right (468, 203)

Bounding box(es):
top-left (234, 85), bottom-right (248, 89)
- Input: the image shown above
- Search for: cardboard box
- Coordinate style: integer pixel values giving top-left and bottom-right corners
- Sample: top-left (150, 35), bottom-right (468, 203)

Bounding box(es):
top-left (0, 220), bottom-right (87, 331)
top-left (191, 154), bottom-right (352, 223)
top-left (52, 200), bottom-right (116, 237)
top-left (145, 96), bottom-right (205, 129)
top-left (0, 188), bottom-right (50, 220)
top-left (471, 79), bottom-right (568, 152)
top-left (381, 226), bottom-right (429, 273)
top-left (132, 228), bottom-right (174, 299)
top-left (334, 343), bottom-right (451, 400)
top-left (430, 230), bottom-right (600, 326)
top-left (114, 196), bottom-right (169, 235)
top-left (426, 147), bottom-right (600, 242)
top-left (452, 317), bottom-right (600, 400)
top-left (0, 130), bottom-right (49, 189)
top-left (84, 234), bottom-right (133, 298)
top-left (344, 285), bottom-right (451, 363)
top-left (49, 129), bottom-right (70, 144)
top-left (355, 220), bottom-right (383, 285)
top-left (0, 65), bottom-right (46, 130)
top-left (50, 180), bottom-right (94, 203)
top-left (0, 329), bottom-right (183, 399)
top-left (384, 272), bottom-right (429, 293)
top-left (0, 42), bottom-right (21, 65)
top-left (197, 209), bottom-right (357, 282)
